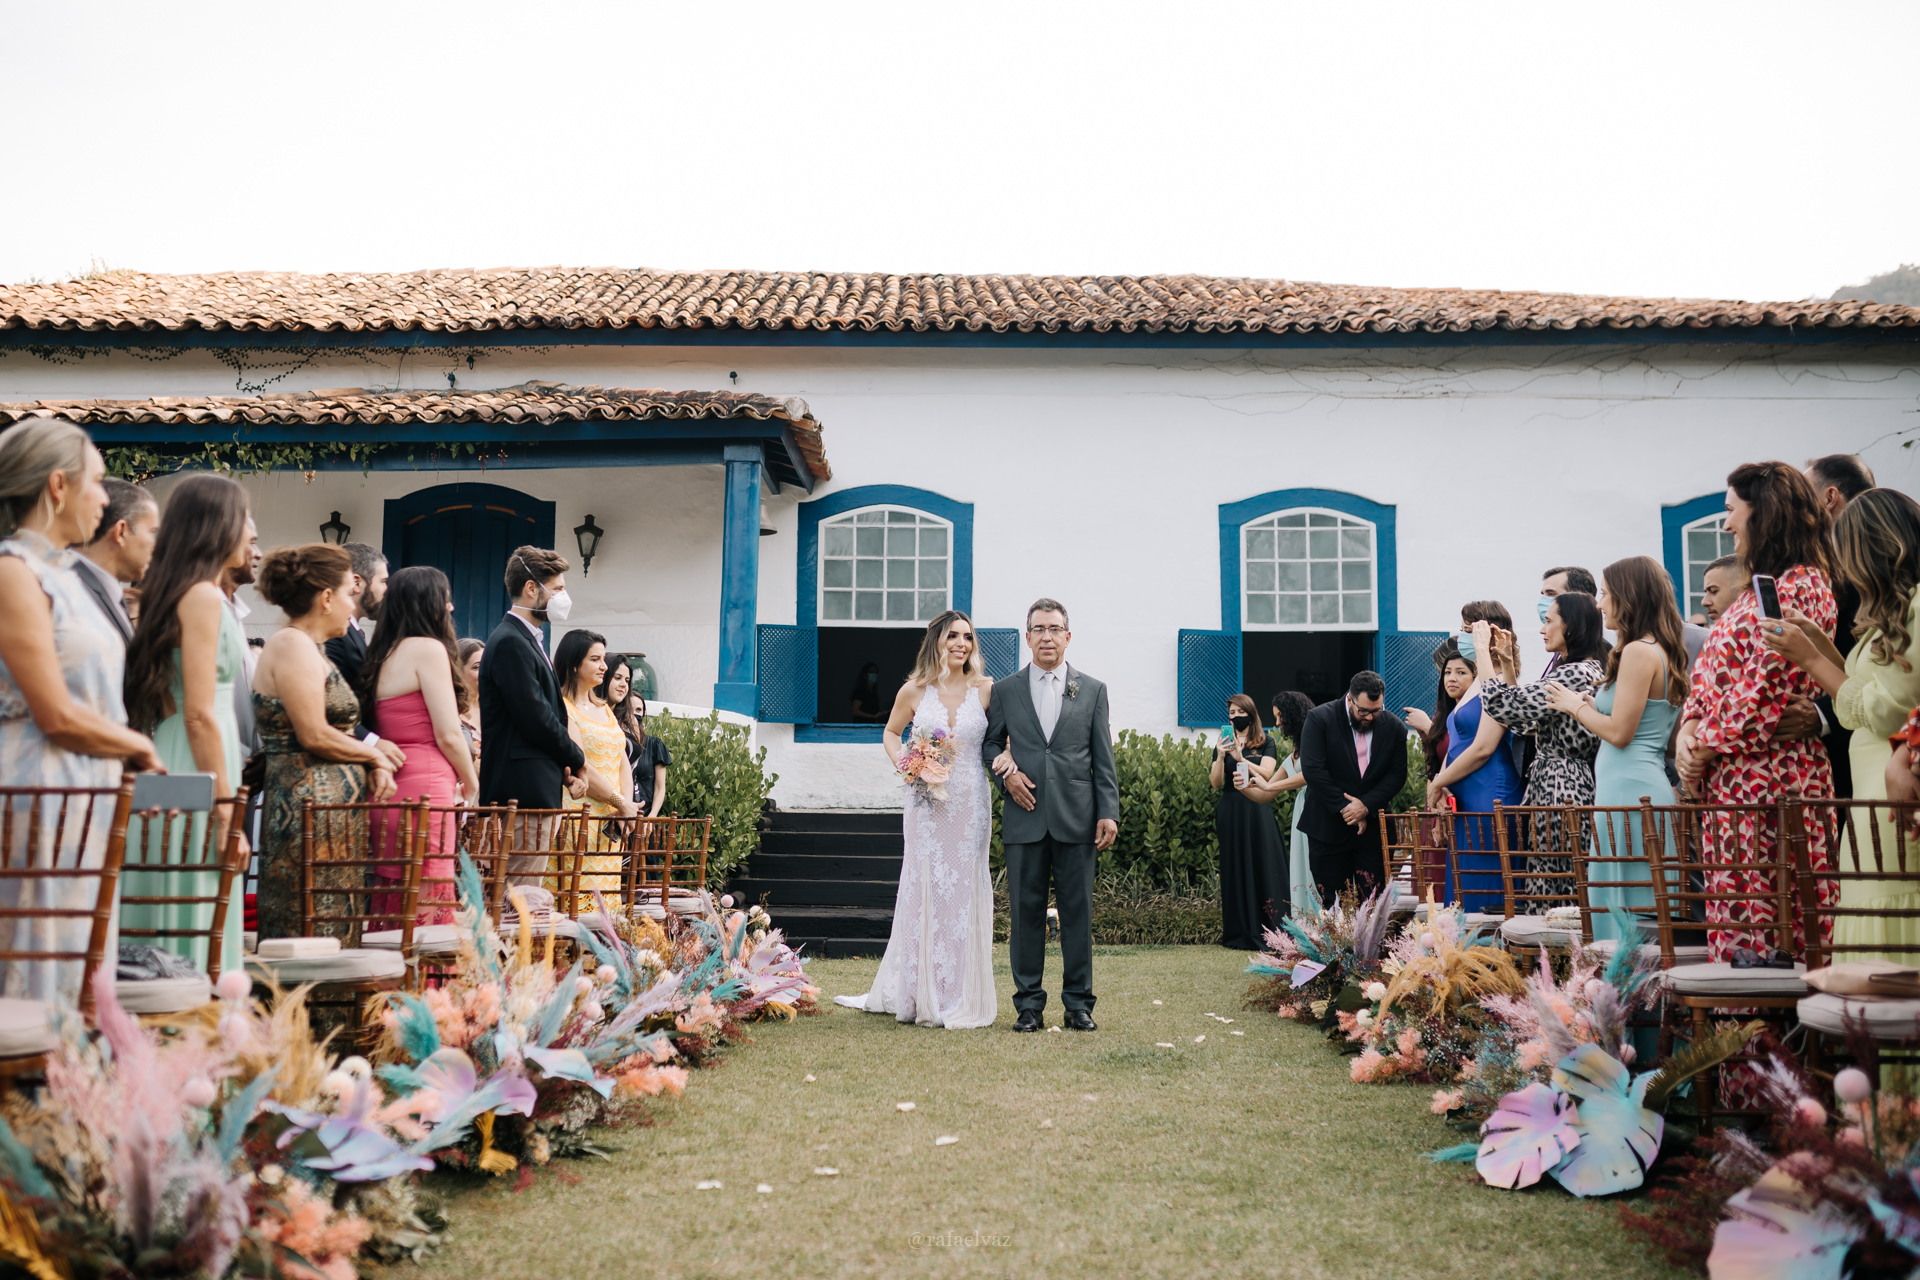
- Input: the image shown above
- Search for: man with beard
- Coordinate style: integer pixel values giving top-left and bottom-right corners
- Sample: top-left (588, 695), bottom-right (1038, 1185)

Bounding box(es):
top-left (223, 515), bottom-right (265, 760)
top-left (326, 542), bottom-right (387, 738)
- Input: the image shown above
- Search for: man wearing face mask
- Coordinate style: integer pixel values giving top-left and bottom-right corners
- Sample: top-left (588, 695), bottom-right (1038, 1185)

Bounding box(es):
top-left (479, 545), bottom-right (587, 882)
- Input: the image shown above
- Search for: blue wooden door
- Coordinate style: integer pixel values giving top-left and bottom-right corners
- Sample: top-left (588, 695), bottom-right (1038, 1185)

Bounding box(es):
top-left (382, 483), bottom-right (556, 643)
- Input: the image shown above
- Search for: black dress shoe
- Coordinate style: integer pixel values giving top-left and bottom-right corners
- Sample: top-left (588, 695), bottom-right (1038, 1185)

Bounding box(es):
top-left (1011, 1010), bottom-right (1043, 1033)
top-left (1064, 1010), bottom-right (1097, 1032)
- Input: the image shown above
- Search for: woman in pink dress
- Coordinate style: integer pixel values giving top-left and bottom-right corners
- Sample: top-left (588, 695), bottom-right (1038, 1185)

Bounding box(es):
top-left (361, 567), bottom-right (479, 924)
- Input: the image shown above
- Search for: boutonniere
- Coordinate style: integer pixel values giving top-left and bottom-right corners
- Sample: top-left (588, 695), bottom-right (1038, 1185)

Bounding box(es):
top-left (1066, 679), bottom-right (1081, 701)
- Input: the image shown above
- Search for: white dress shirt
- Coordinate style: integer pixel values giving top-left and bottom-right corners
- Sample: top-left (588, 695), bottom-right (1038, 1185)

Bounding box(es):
top-left (1030, 663), bottom-right (1066, 740)
top-left (509, 609), bottom-right (550, 663)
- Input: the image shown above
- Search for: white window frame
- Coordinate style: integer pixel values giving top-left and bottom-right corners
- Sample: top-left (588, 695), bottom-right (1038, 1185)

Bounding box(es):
top-left (1682, 511), bottom-right (1738, 618)
top-left (1240, 506), bottom-right (1378, 632)
top-left (817, 504), bottom-right (954, 628)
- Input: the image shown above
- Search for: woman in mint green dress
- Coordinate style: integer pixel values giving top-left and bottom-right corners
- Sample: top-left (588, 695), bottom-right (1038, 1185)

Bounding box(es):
top-left (1545, 556), bottom-right (1690, 944)
top-left (122, 476), bottom-right (253, 971)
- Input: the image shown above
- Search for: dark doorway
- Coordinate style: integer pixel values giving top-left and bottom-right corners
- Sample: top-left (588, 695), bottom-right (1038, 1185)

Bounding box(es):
top-left (1242, 632), bottom-right (1375, 715)
top-left (382, 483), bottom-right (556, 643)
top-left (817, 627), bottom-right (923, 726)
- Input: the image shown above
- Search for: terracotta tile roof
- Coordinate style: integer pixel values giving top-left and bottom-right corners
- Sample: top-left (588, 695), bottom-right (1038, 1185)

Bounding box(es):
top-left (0, 381), bottom-right (830, 480)
top-left (2, 268), bottom-right (1915, 338)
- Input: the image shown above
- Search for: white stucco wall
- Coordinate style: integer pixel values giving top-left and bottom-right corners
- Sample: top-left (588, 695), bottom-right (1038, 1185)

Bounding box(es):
top-left (3, 338), bottom-right (1910, 808)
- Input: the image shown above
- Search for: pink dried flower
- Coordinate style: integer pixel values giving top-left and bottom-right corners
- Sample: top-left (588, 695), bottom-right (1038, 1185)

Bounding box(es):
top-left (1431, 1089), bottom-right (1465, 1115)
top-left (1792, 1097), bottom-right (1828, 1127)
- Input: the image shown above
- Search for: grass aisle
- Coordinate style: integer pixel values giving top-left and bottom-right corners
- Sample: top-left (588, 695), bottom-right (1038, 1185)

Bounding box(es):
top-left (408, 944), bottom-right (1690, 1280)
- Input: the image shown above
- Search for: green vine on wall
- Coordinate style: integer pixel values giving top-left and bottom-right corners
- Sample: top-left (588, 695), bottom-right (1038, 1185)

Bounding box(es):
top-left (101, 438), bottom-right (527, 483)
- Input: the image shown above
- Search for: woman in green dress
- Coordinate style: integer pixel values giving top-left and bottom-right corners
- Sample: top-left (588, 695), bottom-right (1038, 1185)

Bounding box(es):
top-left (249, 544), bottom-right (399, 940)
top-left (122, 475), bottom-right (254, 971)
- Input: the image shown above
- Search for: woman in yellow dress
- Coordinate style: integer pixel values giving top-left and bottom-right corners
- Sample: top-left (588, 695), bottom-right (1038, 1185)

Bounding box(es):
top-left (553, 629), bottom-right (636, 907)
top-left (1764, 487), bottom-right (1920, 962)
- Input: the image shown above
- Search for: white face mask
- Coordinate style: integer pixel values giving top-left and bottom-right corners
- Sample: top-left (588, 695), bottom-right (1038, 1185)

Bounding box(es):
top-left (544, 588), bottom-right (573, 623)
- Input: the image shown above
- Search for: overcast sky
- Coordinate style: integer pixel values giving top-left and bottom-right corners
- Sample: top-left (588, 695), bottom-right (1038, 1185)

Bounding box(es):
top-left (4, 1), bottom-right (1912, 303)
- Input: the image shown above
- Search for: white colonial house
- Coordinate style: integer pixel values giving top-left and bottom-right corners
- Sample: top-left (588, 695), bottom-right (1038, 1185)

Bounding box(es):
top-left (1, 269), bottom-right (1915, 808)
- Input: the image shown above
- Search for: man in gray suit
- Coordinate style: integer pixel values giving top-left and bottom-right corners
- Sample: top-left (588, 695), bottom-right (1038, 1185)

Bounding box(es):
top-left (981, 598), bottom-right (1119, 1032)
top-left (72, 478), bottom-right (157, 645)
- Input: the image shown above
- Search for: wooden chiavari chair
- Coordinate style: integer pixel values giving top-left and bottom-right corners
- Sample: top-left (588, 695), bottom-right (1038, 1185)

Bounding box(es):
top-left (1493, 802), bottom-right (1582, 964)
top-left (117, 787), bottom-right (250, 1015)
top-left (1376, 813), bottom-right (1425, 918)
top-left (500, 806), bottom-right (592, 959)
top-left (1645, 798), bottom-right (1809, 1131)
top-left (0, 778), bottom-right (134, 1076)
top-left (362, 803), bottom-right (513, 986)
top-left (625, 815), bottom-right (712, 923)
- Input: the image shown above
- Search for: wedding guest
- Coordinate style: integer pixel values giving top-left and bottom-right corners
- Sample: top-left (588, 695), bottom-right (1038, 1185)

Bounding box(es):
top-left (1763, 488), bottom-right (1920, 964)
top-left (1244, 691), bottom-right (1313, 917)
top-left (1210, 694), bottom-right (1285, 949)
top-left (556, 629), bottom-right (635, 898)
top-left (250, 545), bottom-right (399, 939)
top-left (1403, 641), bottom-right (1472, 783)
top-left (456, 638), bottom-right (485, 762)
top-left (361, 567), bottom-right (478, 924)
top-left (1298, 672), bottom-right (1408, 906)
top-left (1700, 555), bottom-right (1748, 625)
top-left (1427, 610), bottom-right (1524, 912)
top-left (72, 478), bottom-right (156, 646)
top-left (1801, 453), bottom-right (1876, 798)
top-left (1546, 562), bottom-right (1688, 941)
top-left (1677, 461), bottom-right (1838, 961)
top-left (122, 474), bottom-right (253, 969)
top-left (223, 515), bottom-right (264, 763)
top-left (1483, 592), bottom-right (1608, 914)
top-left (324, 542), bottom-right (386, 701)
top-left (603, 655), bottom-right (672, 818)
top-left (0, 417), bottom-right (160, 1003)
top-left (479, 547), bottom-right (585, 885)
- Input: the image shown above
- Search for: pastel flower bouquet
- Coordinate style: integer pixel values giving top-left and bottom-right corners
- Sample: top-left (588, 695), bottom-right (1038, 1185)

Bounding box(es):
top-left (895, 724), bottom-right (957, 805)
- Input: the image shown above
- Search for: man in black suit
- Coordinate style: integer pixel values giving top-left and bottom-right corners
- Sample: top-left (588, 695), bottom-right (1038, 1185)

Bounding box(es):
top-left (1802, 453), bottom-right (1875, 798)
top-left (478, 545), bottom-right (586, 883)
top-left (1297, 670), bottom-right (1408, 906)
top-left (71, 478), bottom-right (156, 645)
top-left (324, 542), bottom-right (386, 709)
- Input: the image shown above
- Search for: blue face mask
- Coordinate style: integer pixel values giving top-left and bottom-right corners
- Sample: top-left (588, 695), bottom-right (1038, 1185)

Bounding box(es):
top-left (1456, 629), bottom-right (1476, 664)
top-left (1537, 597), bottom-right (1552, 624)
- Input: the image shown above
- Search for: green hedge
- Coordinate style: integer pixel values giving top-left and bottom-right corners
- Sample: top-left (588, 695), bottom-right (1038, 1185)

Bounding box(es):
top-left (651, 710), bottom-right (778, 888)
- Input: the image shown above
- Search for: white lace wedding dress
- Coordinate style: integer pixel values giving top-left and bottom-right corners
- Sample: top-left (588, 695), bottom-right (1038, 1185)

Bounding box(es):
top-left (833, 684), bottom-right (997, 1028)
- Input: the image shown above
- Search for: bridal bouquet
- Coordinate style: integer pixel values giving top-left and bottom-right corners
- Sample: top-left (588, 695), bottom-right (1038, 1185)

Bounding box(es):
top-left (895, 724), bottom-right (956, 804)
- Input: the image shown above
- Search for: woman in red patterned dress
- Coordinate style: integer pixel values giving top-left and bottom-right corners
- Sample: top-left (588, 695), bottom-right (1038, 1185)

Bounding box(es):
top-left (1676, 460), bottom-right (1837, 961)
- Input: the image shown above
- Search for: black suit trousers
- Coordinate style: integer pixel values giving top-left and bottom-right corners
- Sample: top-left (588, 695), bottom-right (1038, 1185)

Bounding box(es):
top-left (1004, 836), bottom-right (1095, 1014)
top-left (1308, 833), bottom-right (1379, 908)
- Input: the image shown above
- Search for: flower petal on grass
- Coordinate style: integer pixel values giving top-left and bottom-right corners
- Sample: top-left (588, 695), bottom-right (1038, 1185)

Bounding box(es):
top-left (1152, 1000), bottom-right (1163, 1006)
top-left (1155, 1042), bottom-right (1176, 1048)
top-left (897, 1102), bottom-right (916, 1112)
top-left (813, 1167), bottom-right (839, 1176)
top-left (1040, 1119), bottom-right (1053, 1128)
top-left (1231, 1031), bottom-right (1245, 1037)
top-left (696, 1180), bottom-right (723, 1190)
top-left (756, 1184), bottom-right (772, 1193)
top-left (803, 1074), bottom-right (816, 1082)
top-left (1194, 1035), bottom-right (1206, 1044)
top-left (935, 1136), bottom-right (959, 1146)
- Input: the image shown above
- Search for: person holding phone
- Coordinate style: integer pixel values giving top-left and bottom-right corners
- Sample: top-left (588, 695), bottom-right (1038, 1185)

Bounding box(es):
top-left (1676, 460), bottom-right (1838, 965)
top-left (1210, 694), bottom-right (1284, 948)
top-left (1425, 603), bottom-right (1525, 911)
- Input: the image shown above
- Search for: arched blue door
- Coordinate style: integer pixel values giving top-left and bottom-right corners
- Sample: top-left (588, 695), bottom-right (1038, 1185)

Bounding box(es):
top-left (382, 483), bottom-right (556, 642)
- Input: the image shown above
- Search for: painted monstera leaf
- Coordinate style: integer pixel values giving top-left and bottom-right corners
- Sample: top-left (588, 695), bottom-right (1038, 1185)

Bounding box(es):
top-left (1707, 1167), bottom-right (1863, 1280)
top-left (1549, 1044), bottom-right (1663, 1198)
top-left (1475, 1082), bottom-right (1579, 1190)
top-left (1290, 960), bottom-right (1327, 988)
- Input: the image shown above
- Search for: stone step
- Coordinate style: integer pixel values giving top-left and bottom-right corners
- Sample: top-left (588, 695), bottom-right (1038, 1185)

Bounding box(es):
top-left (745, 851), bottom-right (902, 881)
top-left (764, 905), bottom-right (894, 940)
top-left (734, 877), bottom-right (899, 909)
top-left (763, 808), bottom-right (902, 836)
top-left (755, 830), bottom-right (903, 858)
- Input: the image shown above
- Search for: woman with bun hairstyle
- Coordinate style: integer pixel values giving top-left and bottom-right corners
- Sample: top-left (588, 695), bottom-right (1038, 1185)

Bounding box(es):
top-left (249, 544), bottom-right (403, 939)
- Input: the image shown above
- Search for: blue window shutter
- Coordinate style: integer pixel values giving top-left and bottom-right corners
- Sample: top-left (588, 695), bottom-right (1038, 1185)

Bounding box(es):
top-left (756, 625), bottom-right (817, 723)
top-left (1177, 630), bottom-right (1241, 728)
top-left (1380, 631), bottom-right (1450, 724)
top-left (978, 628), bottom-right (1020, 680)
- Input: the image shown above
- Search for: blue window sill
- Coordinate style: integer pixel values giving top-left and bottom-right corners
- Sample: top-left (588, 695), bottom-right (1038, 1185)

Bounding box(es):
top-left (794, 724), bottom-right (887, 744)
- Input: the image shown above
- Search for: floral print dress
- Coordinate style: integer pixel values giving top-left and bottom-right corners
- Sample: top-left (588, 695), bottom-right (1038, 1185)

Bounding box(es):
top-left (1683, 565), bottom-right (1837, 960)
top-left (1479, 660), bottom-right (1604, 912)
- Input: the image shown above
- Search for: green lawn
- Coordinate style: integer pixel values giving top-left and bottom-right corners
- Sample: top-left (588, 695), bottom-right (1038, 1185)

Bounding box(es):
top-left (406, 944), bottom-right (1690, 1280)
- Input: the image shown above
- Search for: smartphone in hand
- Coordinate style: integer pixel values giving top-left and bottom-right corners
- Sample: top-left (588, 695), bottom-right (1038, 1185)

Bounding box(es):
top-left (1752, 574), bottom-right (1782, 621)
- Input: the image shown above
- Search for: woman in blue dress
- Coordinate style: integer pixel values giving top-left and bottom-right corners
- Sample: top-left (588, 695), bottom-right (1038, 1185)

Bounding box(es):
top-left (1426, 604), bottom-right (1524, 912)
top-left (1546, 556), bottom-right (1689, 943)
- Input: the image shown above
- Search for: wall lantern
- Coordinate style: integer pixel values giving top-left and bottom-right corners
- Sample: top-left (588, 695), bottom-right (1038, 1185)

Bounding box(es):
top-left (573, 514), bottom-right (605, 575)
top-left (319, 511), bottom-right (351, 545)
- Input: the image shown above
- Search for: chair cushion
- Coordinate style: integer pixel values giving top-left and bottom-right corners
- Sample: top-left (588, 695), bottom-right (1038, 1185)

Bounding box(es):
top-left (0, 998), bottom-right (56, 1058)
top-left (1500, 916), bottom-right (1582, 948)
top-left (114, 973), bottom-right (212, 1015)
top-left (246, 949), bottom-right (406, 984)
top-left (1798, 992), bottom-right (1920, 1039)
top-left (361, 925), bottom-right (463, 956)
top-left (1583, 938), bottom-right (1711, 965)
top-left (1664, 961), bottom-right (1808, 997)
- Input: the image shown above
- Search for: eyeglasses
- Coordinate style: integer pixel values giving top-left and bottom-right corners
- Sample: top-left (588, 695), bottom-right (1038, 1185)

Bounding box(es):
top-left (1027, 625), bottom-right (1068, 638)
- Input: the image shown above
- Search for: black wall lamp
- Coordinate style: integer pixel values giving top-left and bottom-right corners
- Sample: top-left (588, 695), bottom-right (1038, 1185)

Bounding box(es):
top-left (319, 511), bottom-right (351, 544)
top-left (574, 514), bottom-right (604, 575)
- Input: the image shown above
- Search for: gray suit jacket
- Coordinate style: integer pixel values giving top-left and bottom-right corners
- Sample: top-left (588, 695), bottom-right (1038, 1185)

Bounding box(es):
top-left (981, 663), bottom-right (1119, 846)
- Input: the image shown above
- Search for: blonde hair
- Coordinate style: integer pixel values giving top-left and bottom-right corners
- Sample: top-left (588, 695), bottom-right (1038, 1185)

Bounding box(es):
top-left (1835, 488), bottom-right (1920, 672)
top-left (0, 416), bottom-right (92, 537)
top-left (909, 610), bottom-right (985, 686)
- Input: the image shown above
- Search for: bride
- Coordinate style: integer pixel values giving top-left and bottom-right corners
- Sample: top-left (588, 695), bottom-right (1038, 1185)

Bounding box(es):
top-left (833, 610), bottom-right (998, 1028)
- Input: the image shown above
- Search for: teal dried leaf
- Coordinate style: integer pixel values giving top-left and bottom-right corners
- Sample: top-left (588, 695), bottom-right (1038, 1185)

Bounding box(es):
top-left (1707, 1167), bottom-right (1862, 1280)
top-left (1549, 1044), bottom-right (1663, 1198)
top-left (1476, 1083), bottom-right (1579, 1190)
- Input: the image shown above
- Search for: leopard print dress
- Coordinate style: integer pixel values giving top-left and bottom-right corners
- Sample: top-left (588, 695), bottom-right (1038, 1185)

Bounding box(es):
top-left (1478, 660), bottom-right (1604, 912)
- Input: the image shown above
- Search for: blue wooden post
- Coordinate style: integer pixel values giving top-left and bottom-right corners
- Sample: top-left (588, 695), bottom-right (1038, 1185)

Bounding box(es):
top-left (714, 445), bottom-right (762, 716)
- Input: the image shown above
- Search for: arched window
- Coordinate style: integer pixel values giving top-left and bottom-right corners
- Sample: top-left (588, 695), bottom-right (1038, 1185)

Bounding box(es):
top-left (818, 505), bottom-right (952, 626)
top-left (1241, 508), bottom-right (1376, 630)
top-left (1681, 511), bottom-right (1737, 618)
